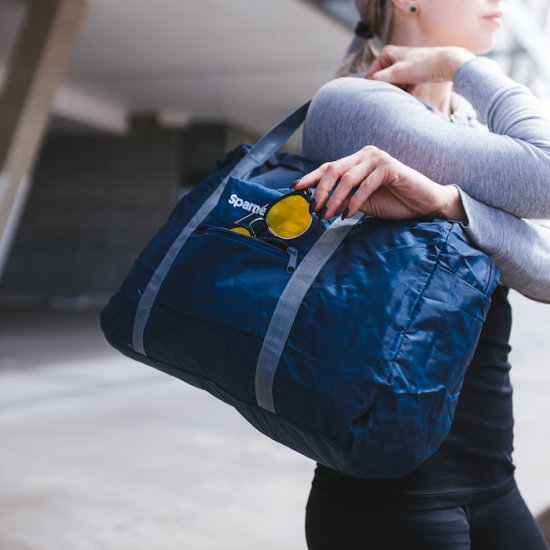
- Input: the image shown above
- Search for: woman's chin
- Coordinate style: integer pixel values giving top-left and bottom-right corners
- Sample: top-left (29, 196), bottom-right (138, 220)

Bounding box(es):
top-left (469, 36), bottom-right (498, 56)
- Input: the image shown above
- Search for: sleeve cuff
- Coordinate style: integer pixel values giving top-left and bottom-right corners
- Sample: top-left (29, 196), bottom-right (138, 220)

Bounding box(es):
top-left (452, 185), bottom-right (505, 255)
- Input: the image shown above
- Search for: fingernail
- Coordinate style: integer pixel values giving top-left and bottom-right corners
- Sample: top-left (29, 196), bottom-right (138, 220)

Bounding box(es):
top-left (318, 205), bottom-right (328, 220)
top-left (291, 179), bottom-right (301, 189)
top-left (340, 207), bottom-right (350, 220)
top-left (308, 197), bottom-right (317, 214)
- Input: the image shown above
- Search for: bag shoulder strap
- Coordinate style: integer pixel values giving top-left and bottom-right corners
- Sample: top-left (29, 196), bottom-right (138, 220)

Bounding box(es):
top-left (132, 101), bottom-right (311, 355)
top-left (230, 101), bottom-right (311, 181)
top-left (255, 213), bottom-right (364, 413)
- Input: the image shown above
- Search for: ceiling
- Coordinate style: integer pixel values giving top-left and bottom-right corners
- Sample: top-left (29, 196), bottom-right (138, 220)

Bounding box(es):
top-left (2, 0), bottom-right (550, 136)
top-left (0, 0), bottom-right (351, 135)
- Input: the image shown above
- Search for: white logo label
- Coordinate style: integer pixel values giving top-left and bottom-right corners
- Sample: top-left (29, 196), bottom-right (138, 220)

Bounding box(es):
top-left (228, 193), bottom-right (266, 216)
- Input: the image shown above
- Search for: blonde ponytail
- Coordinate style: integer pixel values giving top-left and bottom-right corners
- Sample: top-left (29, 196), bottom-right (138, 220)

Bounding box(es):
top-left (336, 0), bottom-right (392, 78)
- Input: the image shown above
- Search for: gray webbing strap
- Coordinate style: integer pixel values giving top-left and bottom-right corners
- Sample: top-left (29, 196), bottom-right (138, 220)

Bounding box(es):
top-left (132, 178), bottom-right (227, 354)
top-left (255, 212), bottom-right (365, 413)
top-left (132, 102), bottom-right (311, 355)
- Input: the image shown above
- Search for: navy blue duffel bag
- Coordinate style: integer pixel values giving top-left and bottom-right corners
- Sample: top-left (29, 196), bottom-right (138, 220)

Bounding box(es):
top-left (100, 102), bottom-right (499, 479)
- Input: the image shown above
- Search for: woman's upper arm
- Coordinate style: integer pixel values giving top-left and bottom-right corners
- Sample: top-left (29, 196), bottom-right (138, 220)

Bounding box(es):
top-left (302, 59), bottom-right (550, 218)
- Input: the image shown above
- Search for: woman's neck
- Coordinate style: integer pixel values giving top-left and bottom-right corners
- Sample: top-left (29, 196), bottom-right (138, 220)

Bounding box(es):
top-left (410, 81), bottom-right (454, 118)
top-left (386, 22), bottom-right (454, 118)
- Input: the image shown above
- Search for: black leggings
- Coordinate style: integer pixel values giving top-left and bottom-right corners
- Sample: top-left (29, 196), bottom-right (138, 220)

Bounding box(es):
top-left (305, 485), bottom-right (549, 550)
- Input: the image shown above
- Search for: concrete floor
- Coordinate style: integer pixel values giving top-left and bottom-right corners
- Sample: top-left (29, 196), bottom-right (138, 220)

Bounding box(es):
top-left (1, 290), bottom-right (549, 550)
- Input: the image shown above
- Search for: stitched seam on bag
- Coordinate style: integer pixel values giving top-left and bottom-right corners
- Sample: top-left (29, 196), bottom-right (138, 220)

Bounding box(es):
top-left (129, 345), bottom-right (360, 441)
top-left (153, 300), bottom-right (267, 340)
top-left (135, 300), bottom-right (373, 438)
top-left (445, 228), bottom-right (498, 296)
top-left (436, 264), bottom-right (490, 297)
top-left (153, 270), bottom-right (370, 374)
top-left (155, 300), bottom-right (343, 372)
top-left (387, 223), bottom-right (454, 383)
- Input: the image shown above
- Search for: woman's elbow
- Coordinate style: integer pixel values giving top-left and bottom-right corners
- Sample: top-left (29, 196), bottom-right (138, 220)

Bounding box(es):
top-left (302, 77), bottom-right (404, 162)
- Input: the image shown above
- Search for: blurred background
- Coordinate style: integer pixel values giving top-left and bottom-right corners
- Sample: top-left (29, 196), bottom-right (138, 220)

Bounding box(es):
top-left (0, 0), bottom-right (549, 548)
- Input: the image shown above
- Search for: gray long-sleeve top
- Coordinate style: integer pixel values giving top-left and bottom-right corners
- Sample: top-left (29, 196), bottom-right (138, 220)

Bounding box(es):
top-left (301, 56), bottom-right (550, 303)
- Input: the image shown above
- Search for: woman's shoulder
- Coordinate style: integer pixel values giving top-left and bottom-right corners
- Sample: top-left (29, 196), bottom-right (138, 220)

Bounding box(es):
top-left (311, 74), bottom-right (424, 117)
top-left (311, 75), bottom-right (485, 130)
top-left (315, 73), bottom-right (408, 96)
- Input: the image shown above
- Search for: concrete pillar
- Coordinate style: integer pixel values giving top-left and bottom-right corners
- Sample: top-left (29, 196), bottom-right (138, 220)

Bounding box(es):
top-left (0, 115), bottom-right (180, 306)
top-left (0, 0), bottom-right (86, 280)
top-left (0, 119), bottom-right (260, 306)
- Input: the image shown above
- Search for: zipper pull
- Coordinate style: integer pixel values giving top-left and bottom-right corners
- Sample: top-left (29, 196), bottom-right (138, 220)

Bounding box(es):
top-left (286, 247), bottom-right (298, 273)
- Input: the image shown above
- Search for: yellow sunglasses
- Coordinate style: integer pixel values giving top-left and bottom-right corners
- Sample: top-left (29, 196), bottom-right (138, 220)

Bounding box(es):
top-left (229, 189), bottom-right (314, 240)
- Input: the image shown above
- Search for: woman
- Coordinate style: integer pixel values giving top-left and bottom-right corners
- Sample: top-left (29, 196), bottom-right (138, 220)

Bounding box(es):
top-left (293, 0), bottom-right (550, 548)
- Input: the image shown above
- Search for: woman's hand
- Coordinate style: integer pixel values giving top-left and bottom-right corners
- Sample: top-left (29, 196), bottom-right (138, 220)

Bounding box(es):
top-left (293, 146), bottom-right (467, 223)
top-left (366, 45), bottom-right (475, 92)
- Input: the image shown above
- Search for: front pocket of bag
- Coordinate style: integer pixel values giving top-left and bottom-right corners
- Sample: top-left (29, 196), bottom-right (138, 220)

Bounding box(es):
top-left (154, 225), bottom-right (300, 338)
top-left (145, 226), bottom-right (304, 402)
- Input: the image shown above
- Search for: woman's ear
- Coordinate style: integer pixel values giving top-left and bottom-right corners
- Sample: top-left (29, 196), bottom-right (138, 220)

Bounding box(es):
top-left (392, 0), bottom-right (420, 16)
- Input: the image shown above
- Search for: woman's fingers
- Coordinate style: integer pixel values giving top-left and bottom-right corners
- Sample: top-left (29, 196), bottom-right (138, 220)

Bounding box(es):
top-left (297, 147), bottom-right (452, 221)
top-left (369, 46), bottom-right (425, 85)
top-left (294, 163), bottom-right (330, 189)
top-left (369, 62), bottom-right (411, 85)
top-left (294, 147), bottom-right (389, 220)
top-left (294, 155), bottom-right (362, 214)
top-left (348, 165), bottom-right (388, 218)
top-left (294, 158), bottom-right (354, 193)
top-left (365, 58), bottom-right (381, 79)
top-left (312, 160), bottom-right (355, 213)
top-left (366, 45), bottom-right (469, 86)
top-left (365, 45), bottom-right (398, 79)
top-left (365, 55), bottom-right (388, 79)
top-left (321, 156), bottom-right (377, 219)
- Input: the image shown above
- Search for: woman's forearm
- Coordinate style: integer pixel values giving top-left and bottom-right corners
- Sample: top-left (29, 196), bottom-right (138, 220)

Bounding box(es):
top-left (302, 57), bottom-right (550, 219)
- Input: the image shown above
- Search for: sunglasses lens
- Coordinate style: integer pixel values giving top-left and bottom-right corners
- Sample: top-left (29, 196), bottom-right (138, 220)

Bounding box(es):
top-left (266, 194), bottom-right (312, 239)
top-left (230, 225), bottom-right (253, 237)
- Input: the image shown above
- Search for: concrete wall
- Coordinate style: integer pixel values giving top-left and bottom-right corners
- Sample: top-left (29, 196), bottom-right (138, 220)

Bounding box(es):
top-left (0, 116), bottom-right (259, 307)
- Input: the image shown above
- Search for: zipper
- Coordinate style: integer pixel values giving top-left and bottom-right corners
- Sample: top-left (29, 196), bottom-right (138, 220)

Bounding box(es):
top-left (286, 247), bottom-right (298, 274)
top-left (195, 224), bottom-right (301, 272)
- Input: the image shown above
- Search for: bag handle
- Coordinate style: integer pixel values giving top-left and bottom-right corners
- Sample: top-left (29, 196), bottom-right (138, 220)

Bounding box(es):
top-left (132, 101), bottom-right (312, 356)
top-left (255, 211), bottom-right (365, 413)
top-left (229, 101), bottom-right (311, 180)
